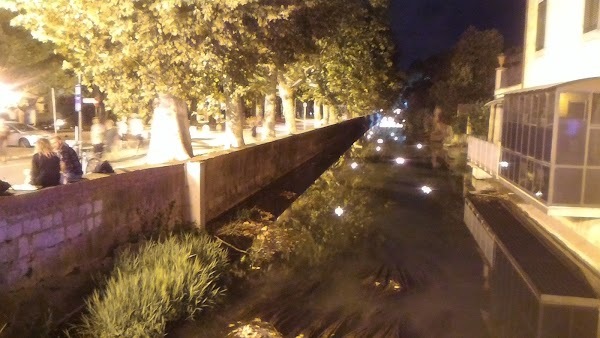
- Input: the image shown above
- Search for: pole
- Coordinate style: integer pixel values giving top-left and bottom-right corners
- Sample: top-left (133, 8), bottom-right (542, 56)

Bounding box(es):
top-left (75, 75), bottom-right (83, 156)
top-left (51, 88), bottom-right (57, 134)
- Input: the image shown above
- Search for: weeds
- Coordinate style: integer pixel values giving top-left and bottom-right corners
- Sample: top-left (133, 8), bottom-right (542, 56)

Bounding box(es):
top-left (72, 232), bottom-right (228, 337)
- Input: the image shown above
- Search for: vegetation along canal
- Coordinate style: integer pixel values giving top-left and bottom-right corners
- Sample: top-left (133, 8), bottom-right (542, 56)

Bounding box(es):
top-left (172, 118), bottom-right (488, 337)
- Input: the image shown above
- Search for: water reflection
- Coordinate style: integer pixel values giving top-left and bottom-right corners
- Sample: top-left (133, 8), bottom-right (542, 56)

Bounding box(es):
top-left (177, 121), bottom-right (484, 337)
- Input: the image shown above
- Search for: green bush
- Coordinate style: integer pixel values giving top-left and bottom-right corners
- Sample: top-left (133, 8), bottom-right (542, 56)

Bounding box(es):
top-left (73, 233), bottom-right (228, 337)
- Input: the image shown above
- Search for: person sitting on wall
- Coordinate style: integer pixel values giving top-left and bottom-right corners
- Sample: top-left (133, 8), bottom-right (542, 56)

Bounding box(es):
top-left (30, 138), bottom-right (61, 188)
top-left (50, 135), bottom-right (83, 183)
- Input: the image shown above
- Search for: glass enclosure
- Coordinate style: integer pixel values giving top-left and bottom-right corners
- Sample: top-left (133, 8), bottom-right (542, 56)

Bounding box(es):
top-left (500, 80), bottom-right (600, 207)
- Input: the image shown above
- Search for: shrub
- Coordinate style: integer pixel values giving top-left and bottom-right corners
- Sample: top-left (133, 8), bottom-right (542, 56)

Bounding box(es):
top-left (73, 233), bottom-right (228, 337)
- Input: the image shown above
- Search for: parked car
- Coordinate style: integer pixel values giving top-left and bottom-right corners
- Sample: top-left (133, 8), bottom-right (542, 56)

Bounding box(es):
top-left (5, 122), bottom-right (52, 147)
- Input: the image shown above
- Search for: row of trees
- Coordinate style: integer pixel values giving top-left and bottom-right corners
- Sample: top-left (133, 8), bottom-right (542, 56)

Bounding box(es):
top-left (1, 0), bottom-right (400, 151)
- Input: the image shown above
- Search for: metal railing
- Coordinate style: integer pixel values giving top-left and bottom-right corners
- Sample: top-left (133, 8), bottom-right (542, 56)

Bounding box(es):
top-left (467, 136), bottom-right (501, 177)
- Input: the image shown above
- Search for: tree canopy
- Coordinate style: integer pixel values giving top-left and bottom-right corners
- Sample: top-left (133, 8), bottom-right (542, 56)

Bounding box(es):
top-left (1, 0), bottom-right (400, 148)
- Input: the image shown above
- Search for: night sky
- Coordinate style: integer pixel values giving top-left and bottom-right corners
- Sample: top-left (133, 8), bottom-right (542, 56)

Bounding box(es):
top-left (389, 0), bottom-right (526, 69)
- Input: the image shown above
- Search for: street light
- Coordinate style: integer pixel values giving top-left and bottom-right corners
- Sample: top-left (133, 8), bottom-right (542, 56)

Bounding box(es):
top-left (0, 83), bottom-right (22, 112)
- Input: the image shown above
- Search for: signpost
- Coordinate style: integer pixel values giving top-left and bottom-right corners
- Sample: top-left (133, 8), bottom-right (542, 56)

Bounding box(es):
top-left (75, 79), bottom-right (82, 155)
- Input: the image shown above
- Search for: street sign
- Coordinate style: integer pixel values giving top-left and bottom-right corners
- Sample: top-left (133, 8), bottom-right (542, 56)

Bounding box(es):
top-left (83, 98), bottom-right (97, 104)
top-left (75, 84), bottom-right (82, 112)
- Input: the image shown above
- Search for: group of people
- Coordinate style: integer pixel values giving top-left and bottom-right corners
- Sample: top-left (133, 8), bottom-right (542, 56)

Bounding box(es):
top-left (90, 115), bottom-right (145, 157)
top-left (30, 135), bottom-right (83, 188)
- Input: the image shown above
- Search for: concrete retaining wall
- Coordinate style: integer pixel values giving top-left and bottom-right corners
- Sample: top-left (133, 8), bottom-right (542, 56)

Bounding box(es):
top-left (194, 118), bottom-right (369, 222)
top-left (0, 117), bottom-right (369, 290)
top-left (0, 165), bottom-right (187, 290)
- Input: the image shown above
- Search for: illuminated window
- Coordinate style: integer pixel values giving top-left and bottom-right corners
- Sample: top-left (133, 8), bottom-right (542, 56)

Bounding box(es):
top-left (536, 0), bottom-right (547, 51)
top-left (584, 0), bottom-right (600, 33)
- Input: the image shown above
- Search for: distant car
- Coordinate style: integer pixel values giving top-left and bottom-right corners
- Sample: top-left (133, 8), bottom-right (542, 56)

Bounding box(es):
top-left (5, 122), bottom-right (52, 148)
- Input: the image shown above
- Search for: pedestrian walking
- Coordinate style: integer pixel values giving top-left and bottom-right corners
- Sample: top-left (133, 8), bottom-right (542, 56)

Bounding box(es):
top-left (428, 106), bottom-right (453, 169)
top-left (91, 117), bottom-right (105, 156)
top-left (50, 135), bottom-right (83, 183)
top-left (30, 138), bottom-right (60, 188)
top-left (104, 119), bottom-right (119, 153)
top-left (0, 117), bottom-right (8, 163)
top-left (128, 114), bottom-right (144, 151)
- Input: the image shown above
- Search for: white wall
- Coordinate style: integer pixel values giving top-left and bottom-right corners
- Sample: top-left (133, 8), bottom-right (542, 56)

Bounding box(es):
top-left (524, 0), bottom-right (600, 87)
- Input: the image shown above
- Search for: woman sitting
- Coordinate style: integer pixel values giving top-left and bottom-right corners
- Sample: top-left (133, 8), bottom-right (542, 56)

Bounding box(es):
top-left (31, 138), bottom-right (61, 187)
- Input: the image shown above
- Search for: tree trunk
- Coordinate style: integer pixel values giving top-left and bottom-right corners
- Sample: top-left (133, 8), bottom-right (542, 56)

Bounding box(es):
top-left (255, 96), bottom-right (264, 120)
top-left (322, 104), bottom-right (329, 126)
top-left (277, 78), bottom-right (296, 134)
top-left (313, 100), bottom-right (322, 126)
top-left (263, 92), bottom-right (277, 139)
top-left (328, 105), bottom-right (338, 124)
top-left (225, 94), bottom-right (245, 148)
top-left (146, 93), bottom-right (193, 164)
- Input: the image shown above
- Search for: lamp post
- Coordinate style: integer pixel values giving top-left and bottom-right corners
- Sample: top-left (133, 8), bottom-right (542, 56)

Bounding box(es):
top-left (303, 102), bottom-right (307, 121)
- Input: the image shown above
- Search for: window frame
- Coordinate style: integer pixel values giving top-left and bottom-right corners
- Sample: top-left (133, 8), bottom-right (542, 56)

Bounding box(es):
top-left (583, 0), bottom-right (600, 33)
top-left (536, 0), bottom-right (548, 51)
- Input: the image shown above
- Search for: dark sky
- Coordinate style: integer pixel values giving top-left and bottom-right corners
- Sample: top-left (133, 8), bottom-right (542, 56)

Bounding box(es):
top-left (388, 0), bottom-right (526, 69)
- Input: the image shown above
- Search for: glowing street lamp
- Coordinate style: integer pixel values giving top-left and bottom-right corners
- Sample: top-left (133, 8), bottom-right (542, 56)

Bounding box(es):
top-left (416, 143), bottom-right (423, 149)
top-left (350, 162), bottom-right (358, 169)
top-left (395, 157), bottom-right (406, 165)
top-left (394, 137), bottom-right (399, 141)
top-left (0, 83), bottom-right (22, 111)
top-left (421, 185), bottom-right (432, 194)
top-left (377, 138), bottom-right (383, 144)
top-left (500, 161), bottom-right (509, 168)
top-left (376, 146), bottom-right (382, 152)
top-left (334, 206), bottom-right (344, 216)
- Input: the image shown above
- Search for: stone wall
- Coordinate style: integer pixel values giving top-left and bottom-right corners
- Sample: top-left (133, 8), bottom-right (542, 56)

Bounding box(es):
top-left (197, 118), bottom-right (369, 222)
top-left (0, 165), bottom-right (187, 290)
top-left (0, 117), bottom-right (369, 290)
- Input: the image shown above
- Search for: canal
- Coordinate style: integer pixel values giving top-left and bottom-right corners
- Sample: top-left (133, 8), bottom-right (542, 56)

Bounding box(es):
top-left (173, 119), bottom-right (488, 337)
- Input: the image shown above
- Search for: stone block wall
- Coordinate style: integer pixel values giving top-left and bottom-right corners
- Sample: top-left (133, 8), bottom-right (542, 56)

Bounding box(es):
top-left (0, 117), bottom-right (369, 290)
top-left (199, 118), bottom-right (368, 221)
top-left (0, 164), bottom-right (186, 290)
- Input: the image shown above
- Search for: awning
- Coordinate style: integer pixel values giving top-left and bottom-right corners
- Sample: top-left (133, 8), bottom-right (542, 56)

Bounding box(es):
top-left (502, 77), bottom-right (600, 96)
top-left (484, 98), bottom-right (504, 107)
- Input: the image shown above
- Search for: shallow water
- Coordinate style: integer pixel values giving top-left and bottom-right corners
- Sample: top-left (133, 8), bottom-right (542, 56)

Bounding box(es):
top-left (174, 123), bottom-right (486, 338)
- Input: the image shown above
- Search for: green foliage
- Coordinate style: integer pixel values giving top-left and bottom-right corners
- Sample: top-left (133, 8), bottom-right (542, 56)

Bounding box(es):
top-left (429, 26), bottom-right (503, 122)
top-left (278, 142), bottom-right (374, 266)
top-left (73, 233), bottom-right (228, 337)
top-left (0, 9), bottom-right (73, 99)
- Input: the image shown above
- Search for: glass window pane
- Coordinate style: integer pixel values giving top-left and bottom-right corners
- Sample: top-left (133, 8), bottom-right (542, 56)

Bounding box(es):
top-left (592, 93), bottom-right (600, 125)
top-left (534, 126), bottom-right (544, 160)
top-left (546, 92), bottom-right (556, 126)
top-left (543, 127), bottom-right (553, 162)
top-left (556, 93), bottom-right (588, 165)
top-left (527, 126), bottom-right (536, 157)
top-left (588, 129), bottom-right (600, 166)
top-left (553, 168), bottom-right (583, 205)
top-left (585, 169), bottom-right (600, 204)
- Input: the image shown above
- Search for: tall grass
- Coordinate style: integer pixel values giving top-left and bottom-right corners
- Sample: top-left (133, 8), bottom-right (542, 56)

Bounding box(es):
top-left (73, 233), bottom-right (228, 337)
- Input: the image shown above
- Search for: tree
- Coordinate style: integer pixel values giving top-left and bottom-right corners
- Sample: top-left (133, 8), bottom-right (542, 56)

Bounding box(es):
top-left (0, 9), bottom-right (73, 120)
top-left (1, 0), bottom-right (298, 156)
top-left (429, 26), bottom-right (503, 132)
